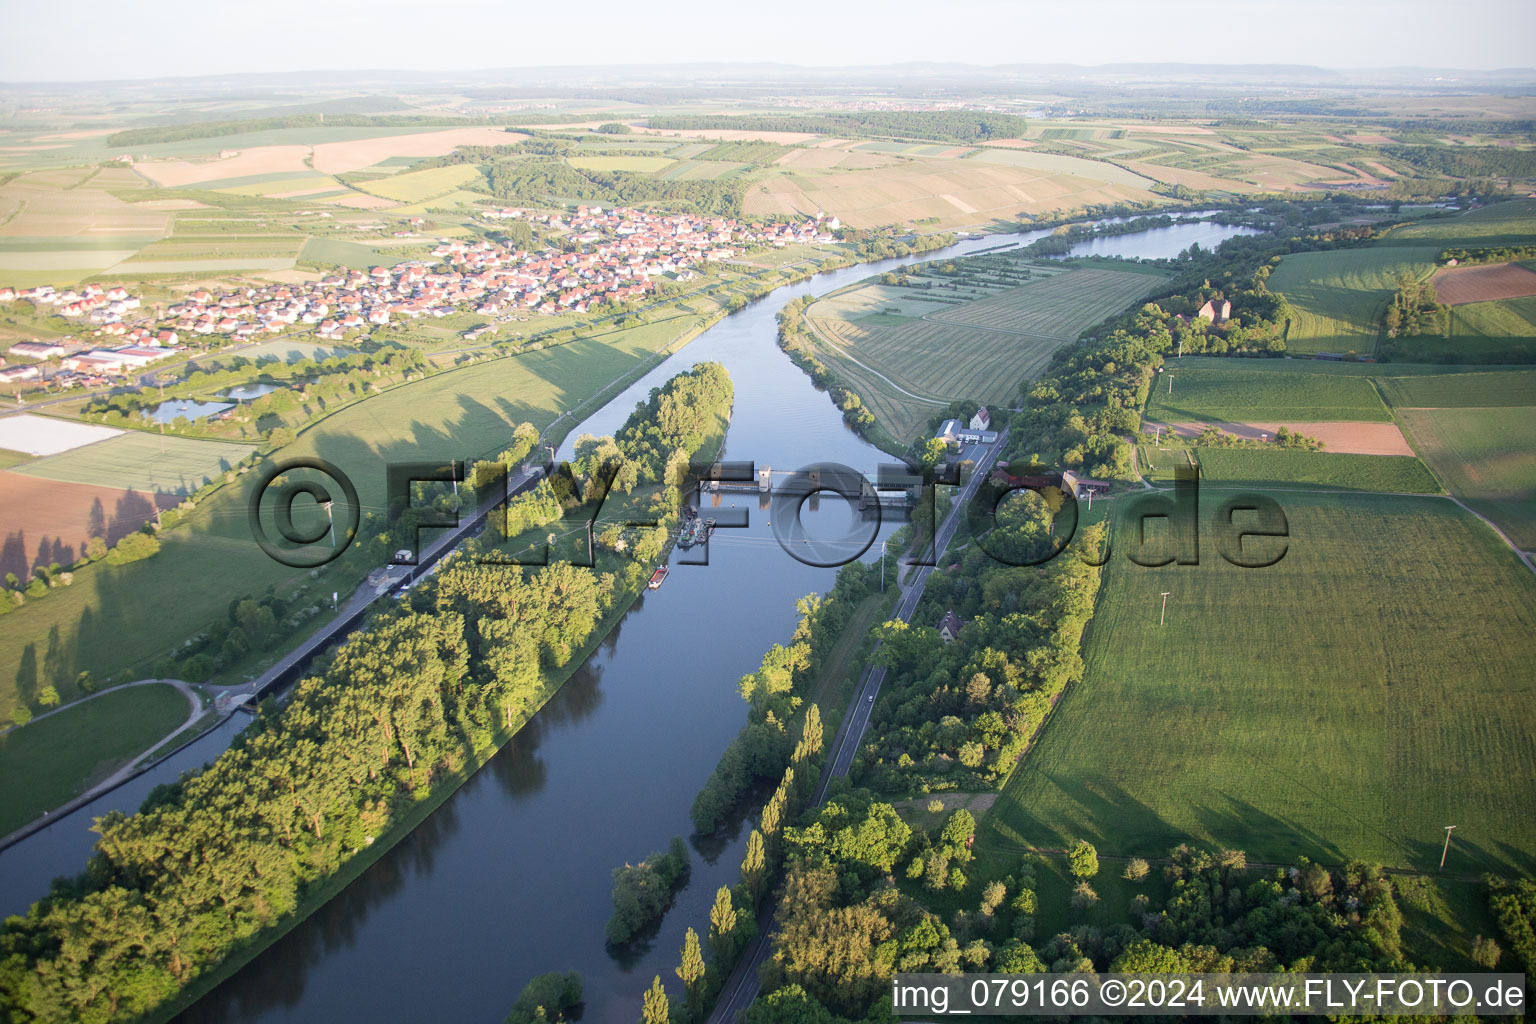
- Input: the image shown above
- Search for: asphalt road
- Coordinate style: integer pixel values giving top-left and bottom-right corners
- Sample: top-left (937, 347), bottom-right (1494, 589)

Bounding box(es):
top-left (242, 461), bottom-right (543, 701)
top-left (707, 430), bottom-right (1006, 1024)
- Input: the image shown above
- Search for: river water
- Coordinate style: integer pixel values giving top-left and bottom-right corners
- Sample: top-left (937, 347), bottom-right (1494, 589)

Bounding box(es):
top-left (0, 217), bottom-right (1260, 1023)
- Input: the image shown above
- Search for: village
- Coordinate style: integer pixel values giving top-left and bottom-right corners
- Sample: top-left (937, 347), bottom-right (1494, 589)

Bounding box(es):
top-left (0, 206), bottom-right (837, 389)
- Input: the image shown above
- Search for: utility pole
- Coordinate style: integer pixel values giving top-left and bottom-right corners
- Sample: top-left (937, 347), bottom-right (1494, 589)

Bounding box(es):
top-left (881, 539), bottom-right (887, 592)
top-left (1160, 591), bottom-right (1171, 626)
top-left (322, 500), bottom-right (336, 547)
top-left (1167, 374), bottom-right (1174, 395)
top-left (1440, 825), bottom-right (1456, 870)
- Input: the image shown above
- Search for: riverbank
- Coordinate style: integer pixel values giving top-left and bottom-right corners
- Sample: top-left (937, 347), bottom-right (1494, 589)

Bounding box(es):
top-left (144, 404), bottom-right (734, 1024)
top-left (15, 224), bottom-right (1188, 1024)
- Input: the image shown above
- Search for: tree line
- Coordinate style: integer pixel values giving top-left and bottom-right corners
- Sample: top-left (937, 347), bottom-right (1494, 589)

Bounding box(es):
top-left (1439, 245), bottom-right (1536, 265)
top-left (635, 554), bottom-right (881, 1020)
top-left (645, 112), bottom-right (1028, 144)
top-left (0, 366), bottom-right (734, 1024)
top-left (486, 159), bottom-right (744, 217)
top-left (105, 114), bottom-right (513, 148)
top-left (689, 559), bottom-right (878, 836)
top-left (1385, 273), bottom-right (1450, 338)
top-left (747, 827), bottom-right (1429, 1021)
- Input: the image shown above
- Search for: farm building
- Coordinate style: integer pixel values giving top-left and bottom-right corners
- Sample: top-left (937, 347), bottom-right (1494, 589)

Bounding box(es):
top-left (935, 418), bottom-right (999, 446)
top-left (1061, 470), bottom-right (1110, 498)
top-left (1197, 298), bottom-right (1232, 323)
top-left (0, 364), bottom-right (40, 383)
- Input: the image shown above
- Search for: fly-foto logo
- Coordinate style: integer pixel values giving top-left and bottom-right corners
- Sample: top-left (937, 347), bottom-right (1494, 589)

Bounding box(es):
top-left (248, 459), bottom-right (1288, 571)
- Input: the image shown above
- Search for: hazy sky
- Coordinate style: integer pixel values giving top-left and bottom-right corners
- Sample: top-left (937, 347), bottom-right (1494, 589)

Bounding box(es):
top-left (3, 0), bottom-right (1533, 82)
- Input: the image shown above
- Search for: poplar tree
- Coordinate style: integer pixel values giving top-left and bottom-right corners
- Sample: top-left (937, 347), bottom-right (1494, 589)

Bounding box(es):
top-left (641, 975), bottom-right (670, 1024)
top-left (708, 886), bottom-right (737, 960)
top-left (676, 927), bottom-right (706, 1018)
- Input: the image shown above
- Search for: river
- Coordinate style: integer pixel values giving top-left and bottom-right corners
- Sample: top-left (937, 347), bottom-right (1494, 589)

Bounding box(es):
top-left (0, 216), bottom-right (1260, 1023)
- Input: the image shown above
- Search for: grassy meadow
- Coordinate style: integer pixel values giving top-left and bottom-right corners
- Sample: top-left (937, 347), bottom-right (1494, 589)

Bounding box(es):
top-left (0, 683), bottom-right (191, 835)
top-left (15, 432), bottom-right (258, 495)
top-left (1269, 247), bottom-right (1439, 356)
top-left (1144, 361), bottom-right (1393, 423)
top-left (1395, 405), bottom-right (1536, 549)
top-left (1377, 199), bottom-right (1536, 249)
top-left (1193, 448), bottom-right (1440, 493)
top-left (984, 492), bottom-right (1536, 876)
top-left (920, 266), bottom-right (1167, 337)
top-left (1387, 295), bottom-right (1536, 364)
top-left (1377, 370), bottom-right (1536, 548)
top-left (803, 263), bottom-right (1166, 443)
top-left (355, 164), bottom-right (484, 203)
top-left (0, 313), bottom-right (709, 721)
top-left (1376, 369), bottom-right (1536, 408)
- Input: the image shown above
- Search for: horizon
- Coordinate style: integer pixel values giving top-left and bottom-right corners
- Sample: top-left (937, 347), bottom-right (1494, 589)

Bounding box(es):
top-left (6, 58), bottom-right (1536, 90)
top-left (3, 0), bottom-right (1534, 85)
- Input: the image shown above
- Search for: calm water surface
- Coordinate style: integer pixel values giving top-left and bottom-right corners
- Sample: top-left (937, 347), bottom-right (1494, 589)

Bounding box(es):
top-left (0, 218), bottom-right (1262, 1023)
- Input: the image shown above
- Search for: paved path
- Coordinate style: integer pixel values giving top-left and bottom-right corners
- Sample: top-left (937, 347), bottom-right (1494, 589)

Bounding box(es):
top-left (707, 431), bottom-right (1006, 1024)
top-left (0, 678), bottom-right (201, 850)
top-left (0, 461), bottom-right (545, 852)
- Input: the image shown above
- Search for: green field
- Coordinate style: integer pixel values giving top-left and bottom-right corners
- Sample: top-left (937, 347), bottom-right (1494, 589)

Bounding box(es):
top-left (567, 156), bottom-right (677, 174)
top-left (101, 257), bottom-right (298, 275)
top-left (214, 175), bottom-right (340, 197)
top-left (1194, 448), bottom-right (1441, 492)
top-left (300, 236), bottom-right (408, 268)
top-left (919, 266), bottom-right (1168, 336)
top-left (1377, 199), bottom-right (1536, 249)
top-left (804, 264), bottom-right (1167, 443)
top-left (1269, 246), bottom-right (1438, 356)
top-left (356, 164), bottom-right (483, 203)
top-left (655, 160), bottom-right (749, 181)
top-left (0, 683), bottom-right (191, 835)
top-left (1395, 405), bottom-right (1536, 549)
top-left (191, 339), bottom-right (355, 368)
top-left (122, 236), bottom-right (305, 262)
top-left (984, 492), bottom-right (1536, 875)
top-left (1144, 362), bottom-right (1393, 423)
top-left (388, 190), bottom-right (491, 217)
top-left (0, 312), bottom-right (711, 720)
top-left (15, 432), bottom-right (258, 494)
top-left (1387, 296), bottom-right (1536, 364)
top-left (1377, 369), bottom-right (1536, 409)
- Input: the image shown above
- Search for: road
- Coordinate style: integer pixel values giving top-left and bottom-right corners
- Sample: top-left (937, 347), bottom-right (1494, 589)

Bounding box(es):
top-left (707, 430), bottom-right (1006, 1024)
top-left (0, 460), bottom-right (544, 852)
top-left (0, 678), bottom-right (202, 850)
top-left (239, 459), bottom-right (544, 701)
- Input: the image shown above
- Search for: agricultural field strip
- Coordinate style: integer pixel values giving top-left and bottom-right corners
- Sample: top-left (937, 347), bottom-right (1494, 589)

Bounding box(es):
top-left (987, 492), bottom-right (1536, 874)
top-left (812, 316), bottom-right (1058, 396)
